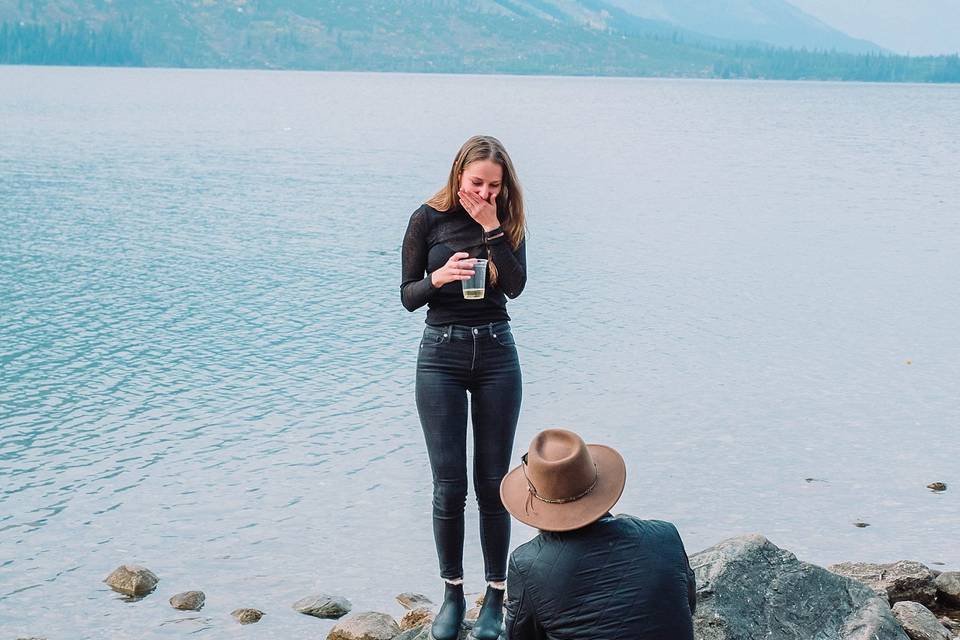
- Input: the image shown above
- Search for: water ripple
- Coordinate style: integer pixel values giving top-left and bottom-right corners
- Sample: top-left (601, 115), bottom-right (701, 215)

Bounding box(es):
top-left (1, 67), bottom-right (958, 638)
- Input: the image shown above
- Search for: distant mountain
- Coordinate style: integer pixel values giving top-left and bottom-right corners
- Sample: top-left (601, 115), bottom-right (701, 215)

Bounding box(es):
top-left (1, 0), bottom-right (957, 82)
top-left (605, 0), bottom-right (885, 53)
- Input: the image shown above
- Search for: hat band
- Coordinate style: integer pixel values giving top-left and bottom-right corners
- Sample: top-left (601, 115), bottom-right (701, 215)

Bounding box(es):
top-left (521, 453), bottom-right (599, 514)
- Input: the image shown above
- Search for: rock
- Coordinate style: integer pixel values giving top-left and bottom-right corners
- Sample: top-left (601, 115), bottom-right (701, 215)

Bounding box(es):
top-left (231, 608), bottom-right (264, 624)
top-left (935, 572), bottom-right (960, 607)
top-left (891, 602), bottom-right (953, 640)
top-left (399, 607), bottom-right (433, 631)
top-left (396, 592), bottom-right (433, 610)
top-left (829, 561), bottom-right (938, 606)
top-left (464, 606), bottom-right (481, 622)
top-left (392, 625), bottom-right (431, 640)
top-left (938, 616), bottom-right (957, 631)
top-left (293, 594), bottom-right (352, 619)
top-left (853, 522), bottom-right (871, 528)
top-left (169, 590), bottom-right (205, 611)
top-left (691, 534), bottom-right (908, 640)
top-left (326, 611), bottom-right (399, 640)
top-left (927, 482), bottom-right (947, 492)
top-left (103, 564), bottom-right (159, 596)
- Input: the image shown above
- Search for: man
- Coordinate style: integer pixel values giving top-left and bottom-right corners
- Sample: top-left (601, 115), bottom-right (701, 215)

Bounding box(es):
top-left (499, 428), bottom-right (697, 640)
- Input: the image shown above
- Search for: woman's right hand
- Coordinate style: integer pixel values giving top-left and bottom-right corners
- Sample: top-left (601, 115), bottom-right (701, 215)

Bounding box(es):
top-left (431, 252), bottom-right (475, 288)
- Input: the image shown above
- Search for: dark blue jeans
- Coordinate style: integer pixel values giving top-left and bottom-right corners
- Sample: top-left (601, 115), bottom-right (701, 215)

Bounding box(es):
top-left (416, 320), bottom-right (522, 582)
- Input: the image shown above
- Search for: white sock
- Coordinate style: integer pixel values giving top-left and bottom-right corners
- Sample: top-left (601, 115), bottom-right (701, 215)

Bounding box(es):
top-left (443, 577), bottom-right (464, 586)
top-left (487, 581), bottom-right (506, 590)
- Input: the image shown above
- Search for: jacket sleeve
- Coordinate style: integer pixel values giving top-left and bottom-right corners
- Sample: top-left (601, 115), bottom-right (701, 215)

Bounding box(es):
top-left (671, 522), bottom-right (696, 614)
top-left (400, 206), bottom-right (437, 312)
top-left (686, 552), bottom-right (697, 614)
top-left (505, 553), bottom-right (545, 640)
top-left (486, 234), bottom-right (526, 299)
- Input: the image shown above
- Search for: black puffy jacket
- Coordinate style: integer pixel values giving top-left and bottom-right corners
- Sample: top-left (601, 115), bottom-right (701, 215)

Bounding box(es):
top-left (504, 514), bottom-right (696, 640)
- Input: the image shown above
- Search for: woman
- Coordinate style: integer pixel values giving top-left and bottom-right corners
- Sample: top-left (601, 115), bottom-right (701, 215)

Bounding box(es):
top-left (400, 135), bottom-right (527, 640)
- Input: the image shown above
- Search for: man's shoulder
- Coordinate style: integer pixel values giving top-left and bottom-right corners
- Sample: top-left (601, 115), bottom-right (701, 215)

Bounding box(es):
top-left (509, 534), bottom-right (548, 570)
top-left (610, 514), bottom-right (682, 539)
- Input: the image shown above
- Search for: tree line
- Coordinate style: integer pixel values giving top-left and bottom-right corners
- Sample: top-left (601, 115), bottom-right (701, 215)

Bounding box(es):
top-left (0, 21), bottom-right (142, 66)
top-left (2, 18), bottom-right (958, 83)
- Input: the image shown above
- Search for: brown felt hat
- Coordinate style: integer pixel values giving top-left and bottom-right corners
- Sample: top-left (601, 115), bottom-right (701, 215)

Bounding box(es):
top-left (500, 429), bottom-right (626, 532)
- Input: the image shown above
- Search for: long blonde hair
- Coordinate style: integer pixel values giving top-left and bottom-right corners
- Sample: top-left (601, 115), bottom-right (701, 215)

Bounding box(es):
top-left (426, 135), bottom-right (526, 285)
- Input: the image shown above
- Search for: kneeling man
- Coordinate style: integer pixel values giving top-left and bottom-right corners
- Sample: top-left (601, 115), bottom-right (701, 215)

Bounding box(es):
top-left (500, 429), bottom-right (697, 640)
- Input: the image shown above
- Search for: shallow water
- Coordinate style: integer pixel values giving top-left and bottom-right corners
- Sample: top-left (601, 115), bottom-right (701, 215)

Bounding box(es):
top-left (1, 66), bottom-right (958, 638)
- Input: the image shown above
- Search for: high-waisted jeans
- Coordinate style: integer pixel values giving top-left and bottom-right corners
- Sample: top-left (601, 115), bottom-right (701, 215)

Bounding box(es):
top-left (415, 320), bottom-right (522, 582)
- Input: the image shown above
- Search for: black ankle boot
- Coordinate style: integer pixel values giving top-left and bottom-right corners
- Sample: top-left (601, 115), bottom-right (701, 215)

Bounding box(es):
top-left (431, 581), bottom-right (466, 640)
top-left (470, 585), bottom-right (505, 640)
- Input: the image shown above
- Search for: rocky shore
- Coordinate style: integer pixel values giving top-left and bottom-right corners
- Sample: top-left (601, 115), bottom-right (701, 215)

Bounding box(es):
top-left (18, 533), bottom-right (960, 640)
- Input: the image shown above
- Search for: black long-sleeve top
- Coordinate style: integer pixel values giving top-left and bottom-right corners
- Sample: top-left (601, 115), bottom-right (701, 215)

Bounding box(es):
top-left (401, 203), bottom-right (527, 326)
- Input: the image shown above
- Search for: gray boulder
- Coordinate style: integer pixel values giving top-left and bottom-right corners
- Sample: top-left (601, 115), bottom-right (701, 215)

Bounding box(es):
top-left (934, 572), bottom-right (960, 607)
top-left (293, 594), bottom-right (352, 619)
top-left (392, 625), bottom-right (431, 640)
top-left (830, 561), bottom-right (938, 606)
top-left (327, 611), bottom-right (400, 640)
top-left (891, 602), bottom-right (952, 640)
top-left (169, 590), bottom-right (205, 610)
top-left (391, 622), bottom-right (473, 640)
top-left (103, 564), bottom-right (159, 597)
top-left (691, 534), bottom-right (908, 640)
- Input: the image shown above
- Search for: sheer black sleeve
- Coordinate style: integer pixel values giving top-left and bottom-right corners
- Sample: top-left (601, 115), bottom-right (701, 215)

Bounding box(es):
top-left (400, 206), bottom-right (437, 312)
top-left (487, 234), bottom-right (526, 299)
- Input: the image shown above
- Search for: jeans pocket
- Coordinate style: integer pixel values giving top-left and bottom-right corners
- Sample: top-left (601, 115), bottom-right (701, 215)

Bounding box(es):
top-left (494, 330), bottom-right (516, 347)
top-left (420, 327), bottom-right (450, 348)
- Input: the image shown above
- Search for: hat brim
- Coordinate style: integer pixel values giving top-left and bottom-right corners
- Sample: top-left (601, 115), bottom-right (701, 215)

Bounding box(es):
top-left (500, 444), bottom-right (626, 532)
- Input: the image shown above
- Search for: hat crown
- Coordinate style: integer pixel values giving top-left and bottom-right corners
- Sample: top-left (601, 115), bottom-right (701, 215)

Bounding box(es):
top-left (526, 429), bottom-right (597, 501)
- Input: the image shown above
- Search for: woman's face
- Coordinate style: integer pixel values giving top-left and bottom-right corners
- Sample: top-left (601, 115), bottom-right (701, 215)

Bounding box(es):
top-left (459, 159), bottom-right (503, 204)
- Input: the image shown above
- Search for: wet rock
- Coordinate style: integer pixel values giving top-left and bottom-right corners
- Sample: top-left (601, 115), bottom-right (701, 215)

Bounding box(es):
top-left (293, 594), bottom-right (352, 619)
top-left (854, 522), bottom-right (871, 528)
top-left (396, 592), bottom-right (433, 610)
top-left (935, 572), bottom-right (960, 607)
top-left (691, 534), bottom-right (908, 639)
top-left (104, 564), bottom-right (159, 596)
top-left (399, 607), bottom-right (433, 631)
top-left (829, 561), bottom-right (938, 606)
top-left (326, 611), bottom-right (399, 640)
top-left (169, 590), bottom-right (205, 611)
top-left (231, 608), bottom-right (264, 624)
top-left (927, 482), bottom-right (947, 492)
top-left (891, 602), bottom-right (952, 640)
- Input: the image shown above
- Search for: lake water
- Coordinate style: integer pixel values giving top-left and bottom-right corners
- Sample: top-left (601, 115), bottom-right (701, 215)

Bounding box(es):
top-left (1, 65), bottom-right (958, 638)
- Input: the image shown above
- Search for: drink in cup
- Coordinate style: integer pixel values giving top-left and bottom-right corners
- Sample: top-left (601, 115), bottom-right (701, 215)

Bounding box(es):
top-left (462, 258), bottom-right (488, 299)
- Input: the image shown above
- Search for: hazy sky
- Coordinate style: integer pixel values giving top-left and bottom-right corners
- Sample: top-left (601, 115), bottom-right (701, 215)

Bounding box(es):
top-left (789, 0), bottom-right (960, 55)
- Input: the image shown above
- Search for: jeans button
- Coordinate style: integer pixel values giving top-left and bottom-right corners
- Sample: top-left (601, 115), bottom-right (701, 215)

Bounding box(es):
top-left (473, 328), bottom-right (478, 335)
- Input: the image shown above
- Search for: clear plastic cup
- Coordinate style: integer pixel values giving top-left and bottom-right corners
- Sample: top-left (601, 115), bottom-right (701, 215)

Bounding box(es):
top-left (461, 258), bottom-right (488, 300)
